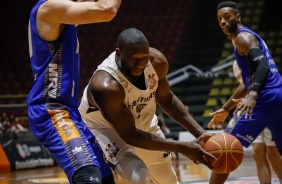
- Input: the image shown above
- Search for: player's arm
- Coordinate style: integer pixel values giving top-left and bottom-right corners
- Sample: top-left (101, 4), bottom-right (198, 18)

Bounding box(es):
top-left (222, 60), bottom-right (247, 112)
top-left (235, 32), bottom-right (270, 95)
top-left (207, 82), bottom-right (246, 129)
top-left (234, 32), bottom-right (270, 118)
top-left (150, 48), bottom-right (205, 138)
top-left (88, 71), bottom-right (215, 166)
top-left (207, 60), bottom-right (247, 129)
top-left (88, 70), bottom-right (172, 150)
top-left (36, 0), bottom-right (122, 41)
top-left (223, 82), bottom-right (246, 111)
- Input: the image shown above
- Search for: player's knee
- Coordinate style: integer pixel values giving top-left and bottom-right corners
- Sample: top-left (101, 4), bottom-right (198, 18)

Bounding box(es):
top-left (72, 165), bottom-right (102, 184)
top-left (116, 160), bottom-right (150, 184)
top-left (148, 156), bottom-right (178, 184)
top-left (115, 150), bottom-right (150, 184)
top-left (128, 165), bottom-right (150, 184)
top-left (252, 144), bottom-right (265, 160)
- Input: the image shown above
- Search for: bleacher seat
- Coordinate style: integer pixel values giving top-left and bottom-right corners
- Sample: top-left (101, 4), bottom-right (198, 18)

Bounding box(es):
top-left (208, 88), bottom-right (220, 96)
top-left (205, 98), bottom-right (218, 107)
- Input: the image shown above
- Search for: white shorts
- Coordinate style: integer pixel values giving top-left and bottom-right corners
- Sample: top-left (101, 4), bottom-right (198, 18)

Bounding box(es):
top-left (92, 124), bottom-right (169, 164)
top-left (252, 128), bottom-right (276, 146)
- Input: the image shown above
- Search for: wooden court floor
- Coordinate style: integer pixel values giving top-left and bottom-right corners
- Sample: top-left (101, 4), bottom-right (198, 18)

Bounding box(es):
top-left (0, 155), bottom-right (279, 184)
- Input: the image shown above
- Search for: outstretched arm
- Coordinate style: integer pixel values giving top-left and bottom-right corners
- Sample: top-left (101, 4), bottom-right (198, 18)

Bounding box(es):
top-left (36, 0), bottom-right (122, 41)
top-left (207, 82), bottom-right (246, 129)
top-left (208, 60), bottom-right (247, 129)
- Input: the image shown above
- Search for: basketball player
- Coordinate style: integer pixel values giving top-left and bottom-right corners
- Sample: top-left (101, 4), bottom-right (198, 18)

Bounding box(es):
top-left (208, 1), bottom-right (282, 183)
top-left (211, 60), bottom-right (282, 183)
top-left (27, 0), bottom-right (122, 183)
top-left (79, 28), bottom-right (216, 184)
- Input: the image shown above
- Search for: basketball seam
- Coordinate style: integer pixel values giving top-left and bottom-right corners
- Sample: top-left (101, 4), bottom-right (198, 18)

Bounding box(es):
top-left (230, 139), bottom-right (243, 167)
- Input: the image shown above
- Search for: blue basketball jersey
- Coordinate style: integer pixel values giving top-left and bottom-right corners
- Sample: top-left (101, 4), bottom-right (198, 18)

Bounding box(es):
top-left (26, 1), bottom-right (114, 182)
top-left (226, 27), bottom-right (282, 153)
top-left (234, 26), bottom-right (282, 92)
top-left (27, 0), bottom-right (80, 107)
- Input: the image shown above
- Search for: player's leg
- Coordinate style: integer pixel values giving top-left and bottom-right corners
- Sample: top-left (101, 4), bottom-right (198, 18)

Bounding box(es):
top-left (92, 128), bottom-right (151, 184)
top-left (72, 165), bottom-right (102, 184)
top-left (84, 126), bottom-right (115, 183)
top-left (28, 104), bottom-right (103, 184)
top-left (264, 128), bottom-right (282, 182)
top-left (136, 148), bottom-right (179, 184)
top-left (267, 146), bottom-right (282, 182)
top-left (264, 88), bottom-right (282, 155)
top-left (252, 129), bottom-right (272, 184)
top-left (115, 149), bottom-right (150, 184)
top-left (135, 126), bottom-right (179, 184)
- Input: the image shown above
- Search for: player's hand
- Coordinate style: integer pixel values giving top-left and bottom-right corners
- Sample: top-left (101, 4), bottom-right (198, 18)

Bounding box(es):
top-left (182, 136), bottom-right (216, 169)
top-left (199, 132), bottom-right (214, 148)
top-left (232, 92), bottom-right (257, 119)
top-left (207, 108), bottom-right (229, 129)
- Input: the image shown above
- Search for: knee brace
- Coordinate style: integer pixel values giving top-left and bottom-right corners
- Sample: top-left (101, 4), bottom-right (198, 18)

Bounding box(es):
top-left (115, 149), bottom-right (150, 184)
top-left (72, 165), bottom-right (102, 184)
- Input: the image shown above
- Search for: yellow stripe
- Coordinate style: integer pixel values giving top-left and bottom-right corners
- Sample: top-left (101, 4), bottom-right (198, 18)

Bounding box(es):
top-left (48, 109), bottom-right (81, 143)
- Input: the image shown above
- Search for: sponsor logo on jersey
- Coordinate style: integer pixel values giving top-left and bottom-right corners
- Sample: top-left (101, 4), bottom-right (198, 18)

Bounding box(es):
top-left (47, 63), bottom-right (58, 99)
top-left (105, 143), bottom-right (119, 164)
top-left (72, 146), bottom-right (83, 154)
top-left (147, 73), bottom-right (157, 89)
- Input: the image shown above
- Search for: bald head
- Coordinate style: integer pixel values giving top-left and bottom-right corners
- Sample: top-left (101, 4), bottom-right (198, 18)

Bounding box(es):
top-left (116, 28), bottom-right (149, 50)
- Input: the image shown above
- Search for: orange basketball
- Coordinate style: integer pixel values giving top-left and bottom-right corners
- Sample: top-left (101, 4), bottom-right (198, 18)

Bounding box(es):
top-left (204, 133), bottom-right (244, 174)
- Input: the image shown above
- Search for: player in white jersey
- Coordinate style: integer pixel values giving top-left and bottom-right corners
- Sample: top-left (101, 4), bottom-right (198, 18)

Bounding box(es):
top-left (79, 28), bottom-right (216, 184)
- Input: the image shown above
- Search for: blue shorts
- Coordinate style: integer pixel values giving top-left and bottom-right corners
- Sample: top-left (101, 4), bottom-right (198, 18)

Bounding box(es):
top-left (225, 88), bottom-right (282, 154)
top-left (28, 103), bottom-right (112, 183)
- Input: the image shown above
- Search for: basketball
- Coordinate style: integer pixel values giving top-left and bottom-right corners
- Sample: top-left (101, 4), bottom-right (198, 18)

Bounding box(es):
top-left (204, 133), bottom-right (244, 174)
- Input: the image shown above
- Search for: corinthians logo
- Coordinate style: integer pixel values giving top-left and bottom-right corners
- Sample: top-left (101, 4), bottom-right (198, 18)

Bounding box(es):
top-left (147, 73), bottom-right (157, 89)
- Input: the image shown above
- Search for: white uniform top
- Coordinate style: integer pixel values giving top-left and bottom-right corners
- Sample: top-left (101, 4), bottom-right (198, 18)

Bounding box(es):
top-left (79, 53), bottom-right (179, 184)
top-left (80, 51), bottom-right (159, 131)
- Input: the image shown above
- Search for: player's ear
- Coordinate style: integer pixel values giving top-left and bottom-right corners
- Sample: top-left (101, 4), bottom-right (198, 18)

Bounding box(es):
top-left (115, 48), bottom-right (121, 57)
top-left (236, 13), bottom-right (241, 22)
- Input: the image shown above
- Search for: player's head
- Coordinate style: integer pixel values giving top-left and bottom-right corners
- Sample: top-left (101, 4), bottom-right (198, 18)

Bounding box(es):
top-left (217, 1), bottom-right (242, 36)
top-left (116, 28), bottom-right (149, 79)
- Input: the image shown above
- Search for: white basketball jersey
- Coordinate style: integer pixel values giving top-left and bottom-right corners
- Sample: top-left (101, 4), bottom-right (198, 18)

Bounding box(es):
top-left (81, 52), bottom-right (159, 131)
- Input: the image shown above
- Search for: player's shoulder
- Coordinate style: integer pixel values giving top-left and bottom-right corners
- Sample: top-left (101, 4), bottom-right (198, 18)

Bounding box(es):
top-left (92, 70), bottom-right (119, 88)
top-left (89, 71), bottom-right (125, 106)
top-left (148, 47), bottom-right (168, 78)
top-left (149, 47), bottom-right (166, 61)
top-left (235, 31), bottom-right (257, 45)
top-left (149, 47), bottom-right (168, 67)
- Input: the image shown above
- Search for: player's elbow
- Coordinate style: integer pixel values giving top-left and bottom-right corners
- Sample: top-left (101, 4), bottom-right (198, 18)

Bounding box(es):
top-left (103, 8), bottom-right (118, 21)
top-left (97, 4), bottom-right (119, 21)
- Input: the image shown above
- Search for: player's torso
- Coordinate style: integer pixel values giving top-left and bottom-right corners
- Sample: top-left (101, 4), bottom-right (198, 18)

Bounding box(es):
top-left (234, 27), bottom-right (282, 92)
top-left (27, 0), bottom-right (80, 107)
top-left (97, 52), bottom-right (159, 130)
